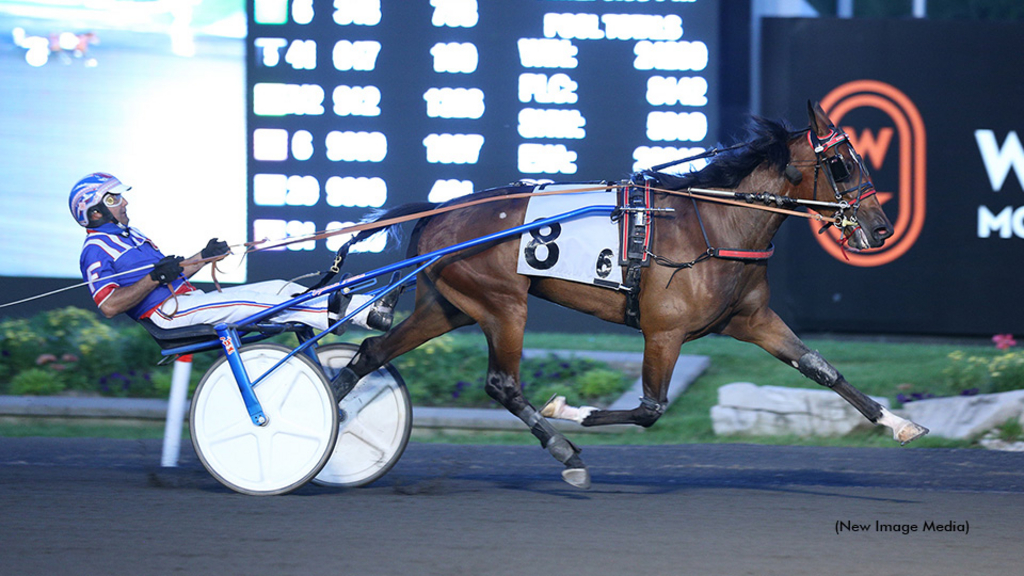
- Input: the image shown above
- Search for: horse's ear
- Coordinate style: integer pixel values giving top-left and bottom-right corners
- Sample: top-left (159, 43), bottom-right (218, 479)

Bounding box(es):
top-left (808, 100), bottom-right (832, 136)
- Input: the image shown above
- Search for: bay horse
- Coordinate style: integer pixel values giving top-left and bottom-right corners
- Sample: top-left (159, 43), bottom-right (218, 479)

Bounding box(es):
top-left (332, 102), bottom-right (929, 488)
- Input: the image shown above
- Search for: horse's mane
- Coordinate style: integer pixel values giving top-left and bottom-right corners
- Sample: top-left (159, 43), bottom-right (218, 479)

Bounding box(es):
top-left (647, 117), bottom-right (798, 191)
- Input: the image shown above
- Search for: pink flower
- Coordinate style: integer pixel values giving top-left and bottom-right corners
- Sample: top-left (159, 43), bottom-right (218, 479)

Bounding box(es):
top-left (35, 353), bottom-right (57, 365)
top-left (61, 353), bottom-right (79, 363)
top-left (993, 334), bottom-right (1017, 350)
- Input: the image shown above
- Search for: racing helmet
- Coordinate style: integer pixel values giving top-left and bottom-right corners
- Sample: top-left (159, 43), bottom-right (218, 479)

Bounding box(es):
top-left (69, 172), bottom-right (131, 227)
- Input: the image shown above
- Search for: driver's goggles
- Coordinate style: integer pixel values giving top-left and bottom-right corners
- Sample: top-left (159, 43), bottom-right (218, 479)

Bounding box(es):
top-left (102, 193), bottom-right (124, 207)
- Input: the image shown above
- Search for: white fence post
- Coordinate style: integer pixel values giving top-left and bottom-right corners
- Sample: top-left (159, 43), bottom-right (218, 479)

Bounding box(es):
top-left (161, 354), bottom-right (193, 467)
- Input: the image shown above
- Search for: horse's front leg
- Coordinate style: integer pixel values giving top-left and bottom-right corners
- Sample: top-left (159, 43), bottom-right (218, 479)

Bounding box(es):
top-left (543, 330), bottom-right (684, 428)
top-left (724, 308), bottom-right (929, 444)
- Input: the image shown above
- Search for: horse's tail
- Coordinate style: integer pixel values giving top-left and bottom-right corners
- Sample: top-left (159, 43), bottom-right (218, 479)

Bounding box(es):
top-left (304, 202), bottom-right (438, 294)
top-left (343, 201), bottom-right (439, 252)
top-left (345, 186), bottom-right (516, 262)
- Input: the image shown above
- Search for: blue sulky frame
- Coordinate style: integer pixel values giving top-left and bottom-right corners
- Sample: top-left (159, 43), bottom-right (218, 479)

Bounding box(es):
top-left (157, 205), bottom-right (617, 427)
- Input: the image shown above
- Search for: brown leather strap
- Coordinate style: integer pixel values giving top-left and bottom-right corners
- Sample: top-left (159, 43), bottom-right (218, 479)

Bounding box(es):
top-left (210, 261), bottom-right (223, 293)
top-left (239, 184), bottom-right (616, 256)
top-left (192, 182), bottom-right (839, 263)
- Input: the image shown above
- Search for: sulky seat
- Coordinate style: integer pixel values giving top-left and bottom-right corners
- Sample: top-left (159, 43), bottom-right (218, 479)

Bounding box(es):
top-left (138, 318), bottom-right (312, 355)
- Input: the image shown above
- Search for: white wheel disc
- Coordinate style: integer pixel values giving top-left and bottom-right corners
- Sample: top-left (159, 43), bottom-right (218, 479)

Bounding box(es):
top-left (312, 343), bottom-right (412, 488)
top-left (190, 344), bottom-right (338, 496)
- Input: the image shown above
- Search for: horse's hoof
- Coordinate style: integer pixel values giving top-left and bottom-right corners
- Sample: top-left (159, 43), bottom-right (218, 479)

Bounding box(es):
top-left (896, 421), bottom-right (930, 445)
top-left (561, 467), bottom-right (591, 489)
top-left (540, 395), bottom-right (565, 418)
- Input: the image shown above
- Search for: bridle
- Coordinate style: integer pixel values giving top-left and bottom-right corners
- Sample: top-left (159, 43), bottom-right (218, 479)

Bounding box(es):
top-left (795, 125), bottom-right (877, 239)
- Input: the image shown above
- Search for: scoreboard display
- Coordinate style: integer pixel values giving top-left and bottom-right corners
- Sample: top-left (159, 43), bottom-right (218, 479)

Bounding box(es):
top-left (246, 0), bottom-right (719, 279)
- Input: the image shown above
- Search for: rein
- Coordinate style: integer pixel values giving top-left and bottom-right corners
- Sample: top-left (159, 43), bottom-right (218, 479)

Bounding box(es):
top-left (246, 181), bottom-right (846, 259)
top-left (7, 180), bottom-right (839, 311)
top-left (0, 125), bottom-right (868, 310)
top-left (243, 126), bottom-right (874, 259)
top-left (245, 184), bottom-right (616, 254)
top-left (652, 185), bottom-right (846, 224)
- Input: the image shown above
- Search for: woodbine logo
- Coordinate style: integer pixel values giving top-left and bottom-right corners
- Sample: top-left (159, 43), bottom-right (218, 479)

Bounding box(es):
top-left (812, 81), bottom-right (926, 267)
top-left (975, 129), bottom-right (1024, 238)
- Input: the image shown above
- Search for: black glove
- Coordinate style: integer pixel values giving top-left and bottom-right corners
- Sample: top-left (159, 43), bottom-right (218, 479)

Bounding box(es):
top-left (201, 238), bottom-right (231, 259)
top-left (150, 256), bottom-right (184, 285)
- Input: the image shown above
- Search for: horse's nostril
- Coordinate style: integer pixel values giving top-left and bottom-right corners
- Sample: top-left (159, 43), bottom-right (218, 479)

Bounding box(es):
top-left (875, 226), bottom-right (892, 239)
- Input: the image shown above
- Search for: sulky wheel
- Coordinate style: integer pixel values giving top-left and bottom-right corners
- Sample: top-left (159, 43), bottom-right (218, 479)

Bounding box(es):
top-left (189, 344), bottom-right (338, 496)
top-left (311, 343), bottom-right (412, 488)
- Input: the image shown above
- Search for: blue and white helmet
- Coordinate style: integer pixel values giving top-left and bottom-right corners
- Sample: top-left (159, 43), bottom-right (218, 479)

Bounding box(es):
top-left (69, 172), bottom-right (131, 227)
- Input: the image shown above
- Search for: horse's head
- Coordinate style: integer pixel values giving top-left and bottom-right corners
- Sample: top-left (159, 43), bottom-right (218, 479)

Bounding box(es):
top-left (789, 101), bottom-right (893, 251)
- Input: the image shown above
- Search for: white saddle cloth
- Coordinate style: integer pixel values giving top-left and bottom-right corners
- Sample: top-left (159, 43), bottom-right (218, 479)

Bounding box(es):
top-left (515, 185), bottom-right (623, 289)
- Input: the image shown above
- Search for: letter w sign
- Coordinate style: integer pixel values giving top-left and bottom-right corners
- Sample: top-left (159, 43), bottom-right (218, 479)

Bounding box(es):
top-left (975, 130), bottom-right (1024, 191)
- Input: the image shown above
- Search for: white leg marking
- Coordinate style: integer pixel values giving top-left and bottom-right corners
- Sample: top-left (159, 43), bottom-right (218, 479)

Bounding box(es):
top-left (540, 395), bottom-right (596, 424)
top-left (878, 407), bottom-right (930, 445)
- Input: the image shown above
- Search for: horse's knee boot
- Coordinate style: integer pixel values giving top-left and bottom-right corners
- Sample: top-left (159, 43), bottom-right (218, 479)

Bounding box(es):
top-left (797, 351), bottom-right (882, 422)
top-left (521, 405), bottom-right (589, 488)
top-left (520, 405), bottom-right (582, 461)
top-left (797, 351), bottom-right (840, 387)
top-left (486, 372), bottom-right (586, 470)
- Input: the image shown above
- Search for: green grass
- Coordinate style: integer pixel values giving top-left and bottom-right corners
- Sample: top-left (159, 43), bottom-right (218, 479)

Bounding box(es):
top-left (411, 331), bottom-right (977, 449)
top-left (1, 330), bottom-right (985, 449)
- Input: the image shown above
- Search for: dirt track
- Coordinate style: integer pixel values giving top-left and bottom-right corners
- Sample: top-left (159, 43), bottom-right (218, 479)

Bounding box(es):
top-left (2, 439), bottom-right (1022, 575)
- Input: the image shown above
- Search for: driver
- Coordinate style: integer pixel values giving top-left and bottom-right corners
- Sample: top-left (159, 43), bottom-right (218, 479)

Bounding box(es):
top-left (71, 172), bottom-right (395, 333)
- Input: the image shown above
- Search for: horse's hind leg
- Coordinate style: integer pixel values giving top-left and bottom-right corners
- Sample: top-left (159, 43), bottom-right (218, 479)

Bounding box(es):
top-left (724, 307), bottom-right (929, 444)
top-left (332, 277), bottom-right (591, 487)
top-left (479, 311), bottom-right (591, 489)
top-left (332, 279), bottom-right (473, 397)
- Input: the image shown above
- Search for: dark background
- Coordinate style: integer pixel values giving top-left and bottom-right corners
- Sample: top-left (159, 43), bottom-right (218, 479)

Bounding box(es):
top-left (760, 17), bottom-right (1024, 336)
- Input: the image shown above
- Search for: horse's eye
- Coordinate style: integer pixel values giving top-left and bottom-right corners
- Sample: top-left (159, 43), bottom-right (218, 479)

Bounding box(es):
top-left (828, 154), bottom-right (851, 182)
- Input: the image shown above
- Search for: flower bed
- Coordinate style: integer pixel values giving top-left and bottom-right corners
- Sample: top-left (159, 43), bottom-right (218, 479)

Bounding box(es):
top-left (1, 307), bottom-right (633, 409)
top-left (894, 333), bottom-right (1024, 407)
top-left (392, 335), bottom-right (633, 409)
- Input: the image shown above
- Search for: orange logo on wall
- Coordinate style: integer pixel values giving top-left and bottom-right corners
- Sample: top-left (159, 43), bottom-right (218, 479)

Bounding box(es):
top-left (812, 81), bottom-right (927, 267)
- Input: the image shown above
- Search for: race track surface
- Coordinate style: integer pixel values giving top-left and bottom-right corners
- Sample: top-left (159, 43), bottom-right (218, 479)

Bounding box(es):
top-left (2, 438), bottom-right (1023, 576)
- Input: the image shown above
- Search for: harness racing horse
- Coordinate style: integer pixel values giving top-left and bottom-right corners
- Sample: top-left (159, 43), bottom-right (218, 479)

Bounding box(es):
top-left (332, 102), bottom-right (929, 488)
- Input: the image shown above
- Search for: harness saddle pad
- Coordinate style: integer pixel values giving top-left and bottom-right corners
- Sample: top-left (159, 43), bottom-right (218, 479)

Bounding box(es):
top-left (515, 185), bottom-right (623, 289)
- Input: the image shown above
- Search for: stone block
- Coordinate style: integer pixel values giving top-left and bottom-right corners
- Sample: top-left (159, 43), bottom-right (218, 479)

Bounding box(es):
top-left (711, 382), bottom-right (890, 438)
top-left (900, 390), bottom-right (1024, 440)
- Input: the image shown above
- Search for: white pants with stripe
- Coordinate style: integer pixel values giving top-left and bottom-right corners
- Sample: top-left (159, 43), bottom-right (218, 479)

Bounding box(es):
top-left (148, 280), bottom-right (372, 331)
